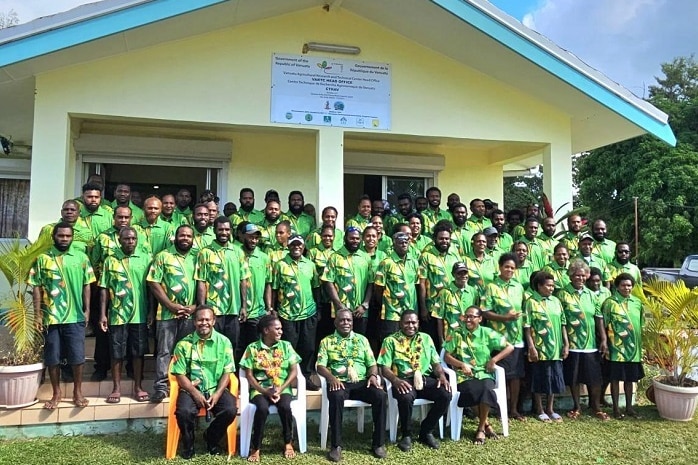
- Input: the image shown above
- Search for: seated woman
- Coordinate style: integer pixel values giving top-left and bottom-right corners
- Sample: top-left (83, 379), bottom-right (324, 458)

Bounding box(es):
top-left (443, 306), bottom-right (513, 445)
top-left (239, 315), bottom-right (301, 462)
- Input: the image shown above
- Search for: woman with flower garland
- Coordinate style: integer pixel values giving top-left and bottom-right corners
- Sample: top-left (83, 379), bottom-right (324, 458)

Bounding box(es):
top-left (240, 315), bottom-right (301, 462)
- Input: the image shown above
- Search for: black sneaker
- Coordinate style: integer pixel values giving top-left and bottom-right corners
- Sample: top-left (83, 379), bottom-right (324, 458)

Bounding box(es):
top-left (203, 429), bottom-right (222, 455)
top-left (397, 436), bottom-right (412, 452)
top-left (150, 391), bottom-right (167, 403)
top-left (180, 448), bottom-right (195, 460)
top-left (327, 446), bottom-right (342, 462)
top-left (373, 445), bottom-right (387, 459)
top-left (418, 433), bottom-right (440, 449)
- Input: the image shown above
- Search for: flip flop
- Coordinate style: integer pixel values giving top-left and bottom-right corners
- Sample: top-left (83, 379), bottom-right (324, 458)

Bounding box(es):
top-left (537, 413), bottom-right (551, 422)
top-left (550, 412), bottom-right (563, 423)
top-left (106, 392), bottom-right (121, 404)
top-left (484, 424), bottom-right (499, 440)
top-left (566, 409), bottom-right (581, 419)
top-left (594, 411), bottom-right (610, 421)
top-left (134, 391), bottom-right (150, 402)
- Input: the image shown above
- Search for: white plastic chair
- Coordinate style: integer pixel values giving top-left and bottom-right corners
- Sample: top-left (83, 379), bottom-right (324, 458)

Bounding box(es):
top-left (318, 374), bottom-right (375, 449)
top-left (439, 349), bottom-right (508, 441)
top-left (384, 377), bottom-right (444, 443)
top-left (238, 367), bottom-right (307, 457)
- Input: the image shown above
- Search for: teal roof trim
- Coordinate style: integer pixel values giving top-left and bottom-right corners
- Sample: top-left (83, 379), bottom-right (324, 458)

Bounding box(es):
top-left (0, 0), bottom-right (227, 68)
top-left (432, 0), bottom-right (676, 146)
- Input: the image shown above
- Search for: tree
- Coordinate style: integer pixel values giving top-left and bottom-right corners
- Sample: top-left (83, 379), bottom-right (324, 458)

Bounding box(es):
top-left (0, 10), bottom-right (19, 29)
top-left (503, 166), bottom-right (543, 212)
top-left (576, 56), bottom-right (698, 267)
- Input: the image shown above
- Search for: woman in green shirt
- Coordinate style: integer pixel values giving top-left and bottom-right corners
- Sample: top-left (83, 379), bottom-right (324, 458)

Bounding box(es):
top-left (362, 225), bottom-right (386, 356)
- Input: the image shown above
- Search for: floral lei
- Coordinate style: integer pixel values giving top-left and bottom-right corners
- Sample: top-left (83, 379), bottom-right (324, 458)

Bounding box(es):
top-left (397, 333), bottom-right (423, 372)
top-left (336, 334), bottom-right (362, 367)
top-left (254, 346), bottom-right (284, 387)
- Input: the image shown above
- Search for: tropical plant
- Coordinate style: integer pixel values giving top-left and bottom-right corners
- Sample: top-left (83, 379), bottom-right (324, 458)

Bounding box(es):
top-left (0, 234), bottom-right (52, 365)
top-left (641, 278), bottom-right (698, 387)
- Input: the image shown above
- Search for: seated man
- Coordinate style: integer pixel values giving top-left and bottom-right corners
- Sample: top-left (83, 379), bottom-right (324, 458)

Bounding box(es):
top-left (377, 310), bottom-right (451, 452)
top-left (317, 309), bottom-right (387, 462)
top-left (171, 305), bottom-right (237, 460)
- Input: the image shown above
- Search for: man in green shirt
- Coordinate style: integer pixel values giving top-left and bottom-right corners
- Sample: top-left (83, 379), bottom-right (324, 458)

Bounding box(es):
top-left (317, 309), bottom-right (387, 461)
top-left (542, 243), bottom-right (571, 291)
top-left (465, 232), bottom-right (498, 288)
top-left (80, 182), bottom-right (114, 239)
top-left (28, 222), bottom-right (96, 410)
top-left (591, 219), bottom-right (616, 265)
top-left (285, 190), bottom-right (316, 237)
top-left (259, 200), bottom-right (285, 251)
top-left (435, 262), bottom-right (481, 343)
top-left (560, 214), bottom-right (583, 256)
top-left (574, 233), bottom-right (610, 283)
top-left (374, 232), bottom-right (420, 341)
top-left (188, 203), bottom-right (216, 255)
top-left (39, 199), bottom-right (92, 255)
top-left (196, 216), bottom-right (250, 359)
top-left (172, 188), bottom-right (193, 226)
top-left (345, 195), bottom-right (372, 232)
top-left (98, 227), bottom-right (152, 404)
top-left (272, 234), bottom-right (320, 385)
top-left (606, 241), bottom-right (642, 290)
top-left (483, 226), bottom-right (506, 263)
top-left (231, 187), bottom-right (265, 229)
top-left (171, 306), bottom-right (237, 459)
top-left (449, 203), bottom-right (471, 256)
top-left (538, 217), bottom-right (559, 264)
top-left (322, 227), bottom-right (373, 336)
top-left (160, 194), bottom-right (178, 224)
top-left (378, 310), bottom-right (451, 452)
top-left (491, 209), bottom-right (514, 253)
top-left (422, 187), bottom-right (452, 237)
top-left (138, 196), bottom-right (175, 255)
top-left (385, 194), bottom-right (415, 237)
top-left (111, 183), bottom-right (145, 224)
top-left (147, 224), bottom-right (198, 403)
top-left (465, 198), bottom-right (492, 232)
top-left (519, 217), bottom-right (547, 271)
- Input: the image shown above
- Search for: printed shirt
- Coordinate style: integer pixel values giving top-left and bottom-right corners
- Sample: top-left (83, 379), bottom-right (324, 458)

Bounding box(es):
top-left (317, 331), bottom-right (376, 382)
top-left (498, 232), bottom-right (514, 254)
top-left (421, 208), bottom-right (452, 237)
top-left (307, 245), bottom-right (334, 304)
top-left (538, 234), bottom-right (558, 265)
top-left (377, 331), bottom-right (440, 378)
top-left (240, 339), bottom-right (301, 398)
top-left (418, 243), bottom-right (461, 311)
top-left (272, 254), bottom-right (319, 321)
top-left (171, 329), bottom-right (235, 395)
top-left (195, 241), bottom-right (251, 316)
top-left (606, 260), bottom-right (642, 288)
top-left (39, 219), bottom-right (92, 255)
top-left (345, 214), bottom-right (370, 232)
top-left (111, 200), bottom-right (145, 224)
top-left (560, 231), bottom-right (580, 256)
top-left (92, 227), bottom-right (149, 274)
top-left (188, 227), bottom-right (215, 256)
top-left (321, 247), bottom-right (373, 316)
top-left (465, 215), bottom-right (492, 233)
top-left (601, 292), bottom-right (643, 362)
top-left (137, 216), bottom-right (175, 256)
top-left (542, 261), bottom-right (571, 290)
top-left (481, 277), bottom-right (525, 346)
top-left (443, 326), bottom-right (507, 382)
top-left (243, 247), bottom-right (272, 319)
top-left (147, 248), bottom-right (197, 321)
top-left (230, 209), bottom-right (265, 229)
top-left (384, 212), bottom-right (412, 237)
top-left (80, 204), bottom-right (113, 238)
top-left (523, 291), bottom-right (567, 361)
top-left (376, 234), bottom-right (393, 253)
top-left (258, 217), bottom-right (284, 252)
top-left (99, 248), bottom-right (152, 325)
top-left (592, 238), bottom-right (617, 265)
top-left (306, 227), bottom-right (344, 252)
top-left (27, 247), bottom-right (96, 326)
top-left (172, 207), bottom-right (193, 227)
top-left (557, 284), bottom-right (601, 352)
top-left (519, 237), bottom-right (547, 271)
top-left (575, 253), bottom-right (611, 282)
top-left (512, 259), bottom-right (534, 290)
top-left (374, 251), bottom-right (419, 322)
top-left (450, 225), bottom-right (471, 257)
top-left (285, 211), bottom-right (316, 238)
top-left (436, 282), bottom-right (481, 336)
top-left (464, 252), bottom-right (498, 289)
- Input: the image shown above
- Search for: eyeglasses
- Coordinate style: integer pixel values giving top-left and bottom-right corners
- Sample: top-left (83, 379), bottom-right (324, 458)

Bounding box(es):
top-left (464, 314), bottom-right (480, 319)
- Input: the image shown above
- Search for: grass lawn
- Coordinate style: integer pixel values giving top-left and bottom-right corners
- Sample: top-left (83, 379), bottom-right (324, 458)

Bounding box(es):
top-left (1, 404), bottom-right (696, 465)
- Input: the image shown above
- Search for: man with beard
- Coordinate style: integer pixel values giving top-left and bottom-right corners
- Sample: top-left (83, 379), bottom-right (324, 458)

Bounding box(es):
top-left (137, 196), bottom-right (174, 255)
top-left (466, 198), bottom-right (492, 233)
top-left (29, 222), bottom-right (95, 409)
top-left (449, 203), bottom-right (470, 256)
top-left (39, 199), bottom-right (92, 255)
top-left (539, 217), bottom-right (559, 264)
top-left (306, 206), bottom-right (344, 251)
top-left (446, 193), bottom-right (461, 212)
top-left (196, 216), bottom-right (250, 357)
top-left (285, 190), bottom-right (316, 237)
top-left (148, 225), bottom-right (198, 403)
top-left (322, 227), bottom-right (373, 336)
top-left (346, 195), bottom-right (373, 232)
top-left (272, 234), bottom-right (321, 387)
top-left (239, 223), bottom-right (273, 360)
top-left (561, 214), bottom-right (583, 256)
top-left (188, 203), bottom-right (215, 255)
top-left (591, 220), bottom-right (616, 265)
top-left (172, 188), bottom-right (193, 226)
top-left (160, 194), bottom-right (177, 224)
top-left (415, 196), bottom-right (428, 213)
top-left (519, 217), bottom-right (547, 271)
top-left (385, 194), bottom-right (415, 237)
top-left (231, 188), bottom-right (265, 228)
top-left (490, 209), bottom-right (513, 253)
top-left (422, 187), bottom-right (452, 238)
top-left (606, 242), bottom-right (641, 289)
top-left (80, 182), bottom-right (113, 240)
top-left (417, 222), bottom-right (460, 351)
top-left (99, 227), bottom-right (152, 403)
top-left (111, 183), bottom-right (145, 224)
top-left (259, 200), bottom-right (285, 251)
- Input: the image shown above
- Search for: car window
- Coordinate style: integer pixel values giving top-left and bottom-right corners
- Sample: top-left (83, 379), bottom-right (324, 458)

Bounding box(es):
top-left (686, 258), bottom-right (698, 272)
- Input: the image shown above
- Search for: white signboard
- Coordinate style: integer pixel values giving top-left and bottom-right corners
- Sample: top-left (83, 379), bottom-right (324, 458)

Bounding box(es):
top-left (271, 53), bottom-right (391, 130)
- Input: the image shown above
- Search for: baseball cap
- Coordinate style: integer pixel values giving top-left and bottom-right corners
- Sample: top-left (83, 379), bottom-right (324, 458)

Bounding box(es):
top-left (244, 223), bottom-right (261, 235)
top-left (288, 234), bottom-right (305, 245)
top-left (483, 226), bottom-right (499, 236)
top-left (579, 233), bottom-right (593, 242)
top-left (452, 262), bottom-right (468, 274)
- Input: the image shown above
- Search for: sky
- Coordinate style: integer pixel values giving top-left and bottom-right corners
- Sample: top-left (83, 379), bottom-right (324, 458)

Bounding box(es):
top-left (1, 0), bottom-right (695, 99)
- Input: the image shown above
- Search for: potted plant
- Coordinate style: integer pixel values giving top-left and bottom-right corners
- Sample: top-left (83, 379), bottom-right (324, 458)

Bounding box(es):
top-left (0, 235), bottom-right (51, 409)
top-left (642, 278), bottom-right (698, 421)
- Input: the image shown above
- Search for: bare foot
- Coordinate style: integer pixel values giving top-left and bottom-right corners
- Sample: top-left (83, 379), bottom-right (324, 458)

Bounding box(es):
top-left (44, 395), bottom-right (61, 410)
top-left (73, 395), bottom-right (90, 408)
top-left (247, 449), bottom-right (261, 462)
top-left (283, 443), bottom-right (296, 459)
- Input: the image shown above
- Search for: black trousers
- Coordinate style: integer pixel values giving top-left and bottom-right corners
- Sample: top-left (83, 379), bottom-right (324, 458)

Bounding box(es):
top-left (379, 320), bottom-right (400, 348)
top-left (175, 389), bottom-right (237, 451)
top-left (391, 377), bottom-right (451, 438)
top-left (250, 393), bottom-right (293, 450)
top-left (328, 382), bottom-right (387, 448)
top-left (214, 315), bottom-right (240, 357)
top-left (238, 317), bottom-right (260, 364)
top-left (90, 283), bottom-right (110, 373)
top-left (280, 314), bottom-right (317, 377)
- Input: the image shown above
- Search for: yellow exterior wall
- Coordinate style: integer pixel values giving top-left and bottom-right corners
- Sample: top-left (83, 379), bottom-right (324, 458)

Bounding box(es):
top-left (28, 7), bottom-right (571, 237)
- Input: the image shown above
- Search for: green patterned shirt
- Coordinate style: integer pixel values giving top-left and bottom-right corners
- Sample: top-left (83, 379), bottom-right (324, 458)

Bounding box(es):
top-left (99, 249), bottom-right (152, 325)
top-left (39, 219), bottom-right (92, 255)
top-left (464, 253), bottom-right (498, 289)
top-left (92, 227), bottom-right (149, 274)
top-left (465, 215), bottom-right (492, 233)
top-left (195, 241), bottom-right (250, 316)
top-left (240, 339), bottom-right (301, 398)
top-left (606, 260), bottom-right (642, 289)
top-left (377, 331), bottom-right (440, 378)
top-left (481, 277), bottom-right (525, 346)
top-left (28, 247), bottom-right (96, 326)
top-left (418, 243), bottom-right (461, 311)
top-left (436, 282), bottom-right (481, 336)
top-left (519, 237), bottom-right (547, 271)
top-left (230, 209), bottom-right (265, 229)
top-left (171, 207), bottom-right (192, 227)
top-left (523, 291), bottom-right (567, 361)
top-left (80, 204), bottom-right (113, 238)
top-left (111, 200), bottom-right (145, 224)
top-left (321, 247), bottom-right (373, 316)
top-left (306, 227), bottom-right (344, 251)
top-left (243, 247), bottom-right (272, 319)
top-left (285, 211), bottom-right (316, 238)
top-left (560, 231), bottom-right (580, 256)
top-left (592, 238), bottom-right (616, 265)
top-left (421, 208), bottom-right (452, 237)
top-left (557, 284), bottom-right (601, 352)
top-left (574, 254), bottom-right (611, 282)
top-left (317, 331), bottom-right (376, 381)
top-left (147, 248), bottom-right (197, 321)
top-left (171, 329), bottom-right (235, 395)
top-left (601, 292), bottom-right (643, 362)
top-left (374, 251), bottom-right (419, 322)
top-left (513, 259), bottom-right (534, 290)
top-left (542, 261), bottom-right (570, 290)
top-left (137, 217), bottom-right (175, 255)
top-left (345, 214), bottom-right (370, 232)
top-left (187, 227), bottom-right (215, 256)
top-left (443, 326), bottom-right (507, 382)
top-left (272, 255), bottom-right (319, 321)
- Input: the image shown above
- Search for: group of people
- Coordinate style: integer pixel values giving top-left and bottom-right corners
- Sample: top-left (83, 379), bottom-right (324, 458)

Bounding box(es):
top-left (28, 178), bottom-right (645, 461)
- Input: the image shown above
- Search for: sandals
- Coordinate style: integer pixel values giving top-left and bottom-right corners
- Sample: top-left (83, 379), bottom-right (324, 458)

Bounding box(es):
top-left (537, 413), bottom-right (551, 422)
top-left (105, 391), bottom-right (121, 404)
top-left (473, 429), bottom-right (486, 445)
top-left (511, 412), bottom-right (527, 422)
top-left (566, 409), bottom-right (581, 420)
top-left (484, 424), bottom-right (499, 440)
top-left (550, 412), bottom-right (563, 423)
top-left (594, 411), bottom-right (610, 421)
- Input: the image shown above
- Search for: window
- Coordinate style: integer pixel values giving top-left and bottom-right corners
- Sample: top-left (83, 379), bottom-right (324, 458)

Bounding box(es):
top-left (0, 179), bottom-right (30, 237)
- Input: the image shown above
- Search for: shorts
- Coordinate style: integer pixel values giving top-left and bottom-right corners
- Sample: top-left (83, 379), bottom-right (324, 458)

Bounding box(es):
top-left (607, 361), bottom-right (645, 383)
top-left (109, 323), bottom-right (149, 360)
top-left (563, 351), bottom-right (603, 386)
top-left (530, 360), bottom-right (565, 395)
top-left (44, 323), bottom-right (85, 366)
top-left (497, 347), bottom-right (526, 380)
